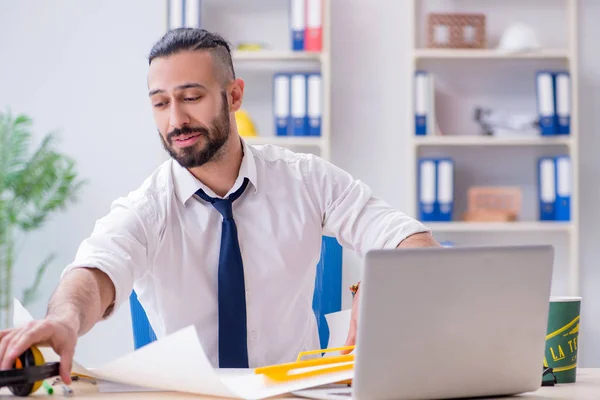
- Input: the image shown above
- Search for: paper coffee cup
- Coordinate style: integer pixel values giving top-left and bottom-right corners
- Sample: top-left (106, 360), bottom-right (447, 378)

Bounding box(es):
top-left (544, 296), bottom-right (581, 384)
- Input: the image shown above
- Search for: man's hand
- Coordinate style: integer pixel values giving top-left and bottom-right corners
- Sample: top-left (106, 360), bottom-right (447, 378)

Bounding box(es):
top-left (341, 284), bottom-right (360, 354)
top-left (0, 317), bottom-right (79, 384)
top-left (339, 231), bottom-right (441, 354)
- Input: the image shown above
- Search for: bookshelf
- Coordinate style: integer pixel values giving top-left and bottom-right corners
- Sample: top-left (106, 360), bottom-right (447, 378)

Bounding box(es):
top-left (426, 221), bottom-right (572, 234)
top-left (408, 0), bottom-right (580, 296)
top-left (163, 0), bottom-right (332, 161)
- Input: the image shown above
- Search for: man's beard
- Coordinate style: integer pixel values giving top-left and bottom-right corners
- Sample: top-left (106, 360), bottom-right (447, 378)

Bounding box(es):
top-left (160, 92), bottom-right (230, 168)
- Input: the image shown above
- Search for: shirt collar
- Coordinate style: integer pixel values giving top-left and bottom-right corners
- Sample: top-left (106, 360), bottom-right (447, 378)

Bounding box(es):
top-left (172, 138), bottom-right (258, 205)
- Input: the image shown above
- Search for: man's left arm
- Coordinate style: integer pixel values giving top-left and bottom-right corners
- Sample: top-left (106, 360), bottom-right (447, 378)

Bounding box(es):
top-left (342, 231), bottom-right (441, 352)
top-left (397, 231), bottom-right (442, 248)
top-left (301, 156), bottom-right (443, 351)
top-left (304, 155), bottom-right (440, 254)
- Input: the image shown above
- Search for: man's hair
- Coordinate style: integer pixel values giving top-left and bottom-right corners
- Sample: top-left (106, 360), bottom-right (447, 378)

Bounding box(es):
top-left (148, 28), bottom-right (236, 85)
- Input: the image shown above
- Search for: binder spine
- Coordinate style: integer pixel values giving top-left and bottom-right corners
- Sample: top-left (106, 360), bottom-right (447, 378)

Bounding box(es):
top-left (305, 0), bottom-right (322, 51)
top-left (555, 71), bottom-right (571, 135)
top-left (538, 157), bottom-right (556, 221)
top-left (555, 155), bottom-right (571, 221)
top-left (307, 73), bottom-right (322, 137)
top-left (168, 0), bottom-right (185, 30)
top-left (418, 158), bottom-right (437, 221)
top-left (436, 158), bottom-right (454, 221)
top-left (184, 0), bottom-right (201, 28)
top-left (414, 71), bottom-right (428, 136)
top-left (273, 73), bottom-right (291, 136)
top-left (536, 71), bottom-right (557, 136)
top-left (290, 0), bottom-right (305, 51)
top-left (291, 73), bottom-right (308, 136)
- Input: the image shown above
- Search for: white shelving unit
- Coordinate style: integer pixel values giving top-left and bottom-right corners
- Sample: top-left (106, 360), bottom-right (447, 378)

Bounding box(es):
top-left (426, 221), bottom-right (572, 234)
top-left (232, 50), bottom-right (323, 62)
top-left (408, 0), bottom-right (580, 296)
top-left (243, 136), bottom-right (325, 147)
top-left (163, 0), bottom-right (332, 162)
top-left (415, 136), bottom-right (573, 147)
top-left (414, 48), bottom-right (570, 60)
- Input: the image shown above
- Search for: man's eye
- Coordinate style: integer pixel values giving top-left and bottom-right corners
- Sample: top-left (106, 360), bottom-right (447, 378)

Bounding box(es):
top-left (184, 96), bottom-right (201, 102)
top-left (153, 101), bottom-right (168, 108)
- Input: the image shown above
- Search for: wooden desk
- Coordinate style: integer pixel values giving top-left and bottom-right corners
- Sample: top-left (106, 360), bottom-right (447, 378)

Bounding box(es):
top-left (2, 369), bottom-right (600, 399)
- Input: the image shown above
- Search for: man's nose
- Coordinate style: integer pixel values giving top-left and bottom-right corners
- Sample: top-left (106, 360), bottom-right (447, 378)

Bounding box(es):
top-left (169, 103), bottom-right (190, 129)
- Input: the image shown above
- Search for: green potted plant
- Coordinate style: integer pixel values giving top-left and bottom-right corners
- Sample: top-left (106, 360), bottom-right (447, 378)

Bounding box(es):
top-left (0, 110), bottom-right (84, 329)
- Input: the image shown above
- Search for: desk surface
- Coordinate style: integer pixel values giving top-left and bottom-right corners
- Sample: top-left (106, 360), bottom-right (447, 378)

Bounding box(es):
top-left (2, 368), bottom-right (600, 399)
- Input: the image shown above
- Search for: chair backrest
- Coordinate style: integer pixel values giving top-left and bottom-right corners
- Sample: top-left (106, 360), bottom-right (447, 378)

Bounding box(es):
top-left (129, 289), bottom-right (157, 349)
top-left (129, 236), bottom-right (343, 350)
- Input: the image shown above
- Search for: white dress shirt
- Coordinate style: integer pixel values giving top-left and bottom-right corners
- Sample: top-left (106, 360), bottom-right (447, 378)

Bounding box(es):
top-left (63, 140), bottom-right (429, 368)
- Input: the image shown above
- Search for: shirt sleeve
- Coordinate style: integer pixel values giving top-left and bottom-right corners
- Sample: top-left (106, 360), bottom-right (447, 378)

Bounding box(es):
top-left (61, 196), bottom-right (149, 318)
top-left (302, 155), bottom-right (431, 257)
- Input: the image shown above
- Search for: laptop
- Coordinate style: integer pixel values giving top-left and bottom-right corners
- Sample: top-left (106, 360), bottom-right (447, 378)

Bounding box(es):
top-left (293, 245), bottom-right (554, 400)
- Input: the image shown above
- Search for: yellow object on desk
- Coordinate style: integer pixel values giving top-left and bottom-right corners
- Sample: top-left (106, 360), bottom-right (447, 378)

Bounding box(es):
top-left (255, 345), bottom-right (355, 384)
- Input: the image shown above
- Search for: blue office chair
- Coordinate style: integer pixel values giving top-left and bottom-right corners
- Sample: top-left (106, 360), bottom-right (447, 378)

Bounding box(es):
top-left (129, 236), bottom-right (343, 350)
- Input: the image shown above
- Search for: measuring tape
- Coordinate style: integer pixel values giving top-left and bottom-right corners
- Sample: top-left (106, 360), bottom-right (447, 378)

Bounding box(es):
top-left (0, 347), bottom-right (60, 396)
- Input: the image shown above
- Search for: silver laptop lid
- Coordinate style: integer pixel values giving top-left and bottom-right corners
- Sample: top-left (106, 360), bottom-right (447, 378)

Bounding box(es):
top-left (353, 245), bottom-right (554, 400)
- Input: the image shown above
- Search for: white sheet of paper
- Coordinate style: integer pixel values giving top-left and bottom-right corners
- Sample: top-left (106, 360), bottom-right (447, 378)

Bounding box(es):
top-left (96, 379), bottom-right (161, 393)
top-left (13, 299), bottom-right (353, 399)
top-left (88, 325), bottom-right (352, 399)
top-left (87, 325), bottom-right (238, 397)
top-left (324, 309), bottom-right (352, 356)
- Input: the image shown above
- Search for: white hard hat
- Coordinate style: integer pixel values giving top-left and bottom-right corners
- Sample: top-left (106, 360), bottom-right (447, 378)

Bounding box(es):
top-left (497, 23), bottom-right (541, 51)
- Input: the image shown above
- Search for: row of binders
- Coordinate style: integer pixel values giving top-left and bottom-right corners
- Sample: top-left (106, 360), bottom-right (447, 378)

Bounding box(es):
top-left (536, 71), bottom-right (571, 135)
top-left (274, 72), bottom-right (322, 136)
top-left (417, 156), bottom-right (572, 223)
top-left (290, 0), bottom-right (323, 52)
top-left (166, 0), bottom-right (324, 53)
top-left (418, 158), bottom-right (455, 222)
top-left (538, 156), bottom-right (571, 221)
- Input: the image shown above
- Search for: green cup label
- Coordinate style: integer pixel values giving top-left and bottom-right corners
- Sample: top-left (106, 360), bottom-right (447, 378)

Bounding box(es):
top-left (545, 315), bottom-right (579, 372)
top-left (544, 299), bottom-right (581, 383)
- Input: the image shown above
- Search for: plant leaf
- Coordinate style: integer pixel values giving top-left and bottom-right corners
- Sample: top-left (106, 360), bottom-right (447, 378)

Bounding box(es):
top-left (0, 109), bottom-right (85, 309)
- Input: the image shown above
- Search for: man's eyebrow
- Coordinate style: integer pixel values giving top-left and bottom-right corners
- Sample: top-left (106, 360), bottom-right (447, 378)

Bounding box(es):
top-left (148, 83), bottom-right (208, 97)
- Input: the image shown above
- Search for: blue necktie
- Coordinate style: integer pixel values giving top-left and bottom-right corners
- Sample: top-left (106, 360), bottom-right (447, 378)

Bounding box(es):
top-left (196, 178), bottom-right (250, 368)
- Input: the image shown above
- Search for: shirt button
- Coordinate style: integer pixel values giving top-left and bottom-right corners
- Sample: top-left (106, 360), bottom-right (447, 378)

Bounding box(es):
top-left (250, 331), bottom-right (257, 340)
top-left (246, 290), bottom-right (251, 297)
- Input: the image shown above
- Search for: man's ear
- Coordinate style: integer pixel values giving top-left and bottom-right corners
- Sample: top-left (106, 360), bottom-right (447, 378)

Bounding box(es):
top-left (228, 78), bottom-right (245, 112)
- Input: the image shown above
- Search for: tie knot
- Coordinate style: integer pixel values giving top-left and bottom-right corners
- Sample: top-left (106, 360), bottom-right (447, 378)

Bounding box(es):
top-left (212, 199), bottom-right (233, 219)
top-left (195, 178), bottom-right (250, 220)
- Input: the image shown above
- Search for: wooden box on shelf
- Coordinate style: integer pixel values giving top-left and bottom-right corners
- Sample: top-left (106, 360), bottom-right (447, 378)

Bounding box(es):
top-left (427, 13), bottom-right (486, 49)
top-left (462, 187), bottom-right (522, 222)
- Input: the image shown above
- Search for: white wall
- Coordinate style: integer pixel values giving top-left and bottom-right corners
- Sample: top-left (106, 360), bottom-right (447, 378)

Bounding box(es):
top-left (1, 0), bottom-right (599, 368)
top-left (0, 0), bottom-right (165, 366)
top-left (329, 0), bottom-right (416, 309)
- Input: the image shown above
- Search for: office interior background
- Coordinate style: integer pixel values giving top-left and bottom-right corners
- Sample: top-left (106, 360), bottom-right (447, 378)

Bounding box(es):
top-left (1, 0), bottom-right (599, 368)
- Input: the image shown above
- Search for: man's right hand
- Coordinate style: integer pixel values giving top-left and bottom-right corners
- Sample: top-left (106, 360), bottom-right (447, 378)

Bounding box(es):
top-left (0, 317), bottom-right (79, 384)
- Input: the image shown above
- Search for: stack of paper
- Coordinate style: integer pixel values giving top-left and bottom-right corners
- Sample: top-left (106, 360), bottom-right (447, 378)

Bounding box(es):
top-left (13, 299), bottom-right (353, 399)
